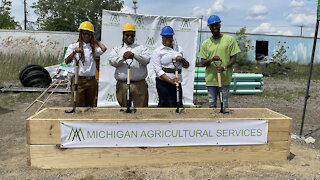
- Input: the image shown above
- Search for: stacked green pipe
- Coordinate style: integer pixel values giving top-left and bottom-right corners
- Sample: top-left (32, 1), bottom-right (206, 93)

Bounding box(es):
top-left (194, 67), bottom-right (263, 95)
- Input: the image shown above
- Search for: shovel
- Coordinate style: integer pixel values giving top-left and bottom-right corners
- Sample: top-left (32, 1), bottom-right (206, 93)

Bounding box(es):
top-left (65, 57), bottom-right (80, 113)
top-left (172, 59), bottom-right (180, 113)
top-left (121, 59), bottom-right (136, 113)
top-left (214, 59), bottom-right (226, 114)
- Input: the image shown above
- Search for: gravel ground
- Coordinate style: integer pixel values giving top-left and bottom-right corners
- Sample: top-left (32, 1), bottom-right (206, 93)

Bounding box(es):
top-left (0, 77), bottom-right (320, 179)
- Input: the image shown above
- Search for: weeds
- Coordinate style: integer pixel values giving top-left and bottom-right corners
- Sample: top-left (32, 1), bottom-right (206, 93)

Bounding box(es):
top-left (0, 51), bottom-right (61, 82)
top-left (235, 61), bottom-right (320, 80)
top-left (0, 92), bottom-right (41, 106)
top-left (258, 88), bottom-right (305, 102)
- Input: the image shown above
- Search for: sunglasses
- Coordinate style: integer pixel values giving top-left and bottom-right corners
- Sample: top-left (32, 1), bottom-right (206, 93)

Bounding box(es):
top-left (125, 34), bottom-right (135, 38)
top-left (82, 32), bottom-right (93, 36)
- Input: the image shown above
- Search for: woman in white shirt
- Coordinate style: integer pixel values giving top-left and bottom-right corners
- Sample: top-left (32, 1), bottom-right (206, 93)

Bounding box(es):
top-left (64, 21), bottom-right (106, 107)
top-left (151, 26), bottom-right (189, 107)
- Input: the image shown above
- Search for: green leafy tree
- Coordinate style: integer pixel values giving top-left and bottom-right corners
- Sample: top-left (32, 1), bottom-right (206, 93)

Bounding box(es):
top-left (235, 26), bottom-right (253, 66)
top-left (271, 41), bottom-right (289, 65)
top-left (32, 0), bottom-right (123, 31)
top-left (262, 41), bottom-right (290, 76)
top-left (0, 0), bottom-right (20, 29)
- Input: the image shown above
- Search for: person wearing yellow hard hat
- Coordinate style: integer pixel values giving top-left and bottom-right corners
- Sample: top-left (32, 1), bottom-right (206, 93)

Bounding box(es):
top-left (109, 23), bottom-right (151, 107)
top-left (65, 21), bottom-right (107, 107)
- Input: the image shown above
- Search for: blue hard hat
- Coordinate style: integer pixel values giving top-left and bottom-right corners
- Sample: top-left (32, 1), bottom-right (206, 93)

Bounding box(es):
top-left (207, 15), bottom-right (221, 26)
top-left (160, 26), bottom-right (175, 35)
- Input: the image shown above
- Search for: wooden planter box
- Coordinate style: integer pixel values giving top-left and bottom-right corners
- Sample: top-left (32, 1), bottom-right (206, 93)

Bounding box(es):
top-left (27, 108), bottom-right (292, 169)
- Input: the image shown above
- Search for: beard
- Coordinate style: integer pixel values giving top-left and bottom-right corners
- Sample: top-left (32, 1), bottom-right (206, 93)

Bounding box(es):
top-left (211, 28), bottom-right (220, 38)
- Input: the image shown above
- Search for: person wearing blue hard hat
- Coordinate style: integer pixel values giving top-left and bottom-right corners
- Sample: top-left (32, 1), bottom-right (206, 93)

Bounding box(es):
top-left (198, 15), bottom-right (240, 110)
top-left (151, 25), bottom-right (189, 107)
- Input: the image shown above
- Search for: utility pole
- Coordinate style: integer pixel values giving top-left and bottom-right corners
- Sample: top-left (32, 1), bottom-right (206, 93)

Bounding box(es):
top-left (299, 26), bottom-right (303, 37)
top-left (132, 0), bottom-right (138, 14)
top-left (24, 0), bottom-right (27, 30)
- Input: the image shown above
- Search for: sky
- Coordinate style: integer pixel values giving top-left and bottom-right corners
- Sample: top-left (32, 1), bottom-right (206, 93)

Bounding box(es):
top-left (10, 0), bottom-right (319, 37)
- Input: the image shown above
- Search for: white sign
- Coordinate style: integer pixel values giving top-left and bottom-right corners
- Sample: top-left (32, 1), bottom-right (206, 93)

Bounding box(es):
top-left (98, 10), bottom-right (199, 107)
top-left (60, 120), bottom-right (268, 148)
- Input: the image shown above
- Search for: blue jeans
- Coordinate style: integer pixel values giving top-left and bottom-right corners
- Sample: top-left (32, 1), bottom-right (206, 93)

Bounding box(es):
top-left (156, 77), bottom-right (183, 107)
top-left (207, 86), bottom-right (230, 108)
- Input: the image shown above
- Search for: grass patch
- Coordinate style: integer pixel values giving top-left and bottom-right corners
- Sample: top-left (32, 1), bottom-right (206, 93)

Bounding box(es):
top-left (258, 88), bottom-right (305, 102)
top-left (0, 92), bottom-right (42, 106)
top-left (235, 62), bottom-right (320, 80)
top-left (0, 52), bottom-right (61, 83)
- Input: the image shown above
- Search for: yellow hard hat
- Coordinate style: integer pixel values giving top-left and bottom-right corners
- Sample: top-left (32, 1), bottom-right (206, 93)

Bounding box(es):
top-left (78, 21), bottom-right (94, 32)
top-left (122, 23), bottom-right (136, 32)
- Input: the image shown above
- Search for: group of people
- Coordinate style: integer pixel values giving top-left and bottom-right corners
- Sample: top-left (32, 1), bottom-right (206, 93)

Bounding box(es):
top-left (64, 15), bottom-right (240, 109)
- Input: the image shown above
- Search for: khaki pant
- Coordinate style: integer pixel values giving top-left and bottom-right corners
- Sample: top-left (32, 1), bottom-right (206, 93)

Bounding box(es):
top-left (71, 77), bottom-right (97, 107)
top-left (116, 80), bottom-right (148, 107)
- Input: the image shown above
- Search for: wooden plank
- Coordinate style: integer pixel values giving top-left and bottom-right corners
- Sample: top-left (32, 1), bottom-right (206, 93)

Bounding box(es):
top-left (268, 131), bottom-right (290, 141)
top-left (27, 119), bottom-right (291, 145)
top-left (29, 141), bottom-right (289, 169)
top-left (28, 108), bottom-right (292, 121)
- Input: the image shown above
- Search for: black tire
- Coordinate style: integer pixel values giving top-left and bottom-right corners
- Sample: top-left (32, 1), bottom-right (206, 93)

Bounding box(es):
top-left (19, 64), bottom-right (43, 81)
top-left (21, 70), bottom-right (52, 87)
top-left (19, 64), bottom-right (50, 83)
top-left (26, 77), bottom-right (51, 88)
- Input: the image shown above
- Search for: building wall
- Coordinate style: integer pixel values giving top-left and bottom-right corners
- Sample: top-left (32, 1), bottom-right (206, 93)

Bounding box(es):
top-left (198, 31), bottom-right (320, 64)
top-left (1, 29), bottom-right (319, 64)
top-left (0, 29), bottom-right (78, 57)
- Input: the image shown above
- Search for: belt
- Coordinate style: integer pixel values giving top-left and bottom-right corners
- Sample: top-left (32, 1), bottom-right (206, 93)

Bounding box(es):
top-left (78, 76), bottom-right (95, 80)
top-left (162, 67), bottom-right (181, 74)
top-left (118, 79), bottom-right (145, 83)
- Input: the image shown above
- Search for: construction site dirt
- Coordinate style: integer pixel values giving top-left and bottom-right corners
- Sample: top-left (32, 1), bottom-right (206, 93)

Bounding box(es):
top-left (0, 77), bottom-right (319, 179)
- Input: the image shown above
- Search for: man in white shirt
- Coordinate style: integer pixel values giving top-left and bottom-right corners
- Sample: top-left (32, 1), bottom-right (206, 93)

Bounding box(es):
top-left (109, 23), bottom-right (151, 107)
top-left (65, 21), bottom-right (106, 107)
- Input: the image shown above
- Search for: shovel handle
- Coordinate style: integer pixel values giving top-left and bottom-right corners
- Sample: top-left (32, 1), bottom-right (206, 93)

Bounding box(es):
top-left (127, 68), bottom-right (130, 85)
top-left (75, 66), bottom-right (79, 84)
top-left (175, 70), bottom-right (179, 87)
top-left (217, 72), bottom-right (222, 88)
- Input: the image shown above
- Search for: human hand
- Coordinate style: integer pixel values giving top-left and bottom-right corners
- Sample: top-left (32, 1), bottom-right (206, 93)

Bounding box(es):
top-left (168, 77), bottom-right (178, 85)
top-left (216, 66), bottom-right (224, 73)
top-left (211, 56), bottom-right (221, 61)
top-left (123, 51), bottom-right (134, 59)
top-left (74, 47), bottom-right (83, 54)
top-left (174, 56), bottom-right (184, 62)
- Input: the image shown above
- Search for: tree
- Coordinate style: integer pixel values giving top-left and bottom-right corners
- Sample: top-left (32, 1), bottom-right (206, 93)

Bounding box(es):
top-left (235, 26), bottom-right (253, 66)
top-left (0, 0), bottom-right (20, 29)
top-left (32, 0), bottom-right (123, 31)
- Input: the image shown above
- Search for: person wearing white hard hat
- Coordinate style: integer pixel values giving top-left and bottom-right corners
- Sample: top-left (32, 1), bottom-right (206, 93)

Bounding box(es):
top-left (65, 21), bottom-right (107, 107)
top-left (109, 23), bottom-right (151, 107)
top-left (151, 25), bottom-right (189, 108)
top-left (198, 15), bottom-right (240, 109)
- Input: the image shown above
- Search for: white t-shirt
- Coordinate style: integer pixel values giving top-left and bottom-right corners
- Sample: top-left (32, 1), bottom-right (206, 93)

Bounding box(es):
top-left (65, 42), bottom-right (104, 76)
top-left (109, 43), bottom-right (150, 81)
top-left (151, 44), bottom-right (184, 82)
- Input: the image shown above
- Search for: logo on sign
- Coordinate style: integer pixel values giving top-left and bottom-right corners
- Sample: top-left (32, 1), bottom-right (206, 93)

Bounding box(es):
top-left (68, 128), bottom-right (85, 141)
top-left (181, 19), bottom-right (191, 28)
top-left (134, 15), bottom-right (148, 30)
top-left (145, 76), bottom-right (155, 88)
top-left (110, 13), bottom-right (120, 23)
top-left (135, 15), bottom-right (144, 26)
top-left (145, 37), bottom-right (156, 50)
top-left (153, 95), bottom-right (159, 103)
top-left (153, 17), bottom-right (167, 30)
top-left (176, 18), bottom-right (193, 32)
top-left (105, 13), bottom-right (121, 27)
top-left (106, 93), bottom-right (117, 102)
